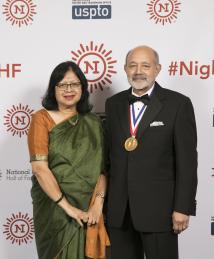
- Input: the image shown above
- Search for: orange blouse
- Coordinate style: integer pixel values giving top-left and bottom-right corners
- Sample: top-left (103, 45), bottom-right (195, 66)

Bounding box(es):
top-left (28, 109), bottom-right (55, 162)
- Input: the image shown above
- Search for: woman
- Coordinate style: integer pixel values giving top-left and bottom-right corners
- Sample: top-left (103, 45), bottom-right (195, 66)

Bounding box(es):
top-left (28, 61), bottom-right (109, 259)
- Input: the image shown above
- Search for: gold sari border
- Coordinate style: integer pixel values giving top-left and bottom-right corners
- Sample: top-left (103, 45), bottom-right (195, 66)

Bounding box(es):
top-left (30, 154), bottom-right (48, 162)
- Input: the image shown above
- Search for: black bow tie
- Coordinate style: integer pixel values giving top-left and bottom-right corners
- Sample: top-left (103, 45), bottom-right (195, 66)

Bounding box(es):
top-left (128, 94), bottom-right (150, 105)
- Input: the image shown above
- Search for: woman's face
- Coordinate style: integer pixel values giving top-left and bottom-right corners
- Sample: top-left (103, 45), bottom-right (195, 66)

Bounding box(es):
top-left (55, 69), bottom-right (82, 110)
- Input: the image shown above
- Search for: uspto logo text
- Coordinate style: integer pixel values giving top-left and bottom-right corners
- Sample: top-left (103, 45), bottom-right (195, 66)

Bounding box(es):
top-left (72, 5), bottom-right (111, 19)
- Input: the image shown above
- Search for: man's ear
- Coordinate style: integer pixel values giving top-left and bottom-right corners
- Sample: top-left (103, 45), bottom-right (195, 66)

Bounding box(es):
top-left (124, 64), bottom-right (127, 73)
top-left (156, 64), bottom-right (161, 74)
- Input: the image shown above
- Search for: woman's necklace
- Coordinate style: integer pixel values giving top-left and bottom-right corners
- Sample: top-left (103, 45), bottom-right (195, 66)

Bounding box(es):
top-left (58, 109), bottom-right (79, 126)
top-left (70, 114), bottom-right (79, 126)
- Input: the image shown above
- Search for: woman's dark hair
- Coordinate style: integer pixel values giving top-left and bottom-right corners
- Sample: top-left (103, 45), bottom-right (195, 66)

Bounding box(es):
top-left (42, 61), bottom-right (92, 113)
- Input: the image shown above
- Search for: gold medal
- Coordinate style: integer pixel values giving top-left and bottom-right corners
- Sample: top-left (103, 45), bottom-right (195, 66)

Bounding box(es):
top-left (124, 136), bottom-right (138, 151)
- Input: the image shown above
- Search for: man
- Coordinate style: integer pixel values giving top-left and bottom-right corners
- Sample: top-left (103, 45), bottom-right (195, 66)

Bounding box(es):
top-left (105, 45), bottom-right (197, 259)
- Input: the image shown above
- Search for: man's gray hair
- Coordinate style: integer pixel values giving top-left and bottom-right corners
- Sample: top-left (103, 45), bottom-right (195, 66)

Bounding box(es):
top-left (125, 45), bottom-right (160, 65)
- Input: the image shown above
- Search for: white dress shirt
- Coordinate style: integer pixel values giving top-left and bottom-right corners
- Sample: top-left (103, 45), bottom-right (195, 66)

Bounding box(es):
top-left (130, 85), bottom-right (154, 132)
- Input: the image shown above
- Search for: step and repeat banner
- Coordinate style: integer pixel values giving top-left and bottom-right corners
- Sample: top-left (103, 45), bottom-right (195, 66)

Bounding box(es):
top-left (0, 0), bottom-right (214, 258)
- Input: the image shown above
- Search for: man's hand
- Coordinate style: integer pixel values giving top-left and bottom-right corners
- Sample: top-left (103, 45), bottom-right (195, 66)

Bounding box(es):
top-left (172, 211), bottom-right (189, 234)
top-left (86, 197), bottom-right (103, 226)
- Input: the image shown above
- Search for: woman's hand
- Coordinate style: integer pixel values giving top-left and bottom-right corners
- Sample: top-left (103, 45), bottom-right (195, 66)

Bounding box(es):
top-left (58, 198), bottom-right (88, 227)
top-left (86, 197), bottom-right (104, 226)
top-left (66, 205), bottom-right (88, 227)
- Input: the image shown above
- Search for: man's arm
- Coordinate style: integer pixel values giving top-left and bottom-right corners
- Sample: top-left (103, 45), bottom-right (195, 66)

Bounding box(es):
top-left (173, 97), bottom-right (198, 232)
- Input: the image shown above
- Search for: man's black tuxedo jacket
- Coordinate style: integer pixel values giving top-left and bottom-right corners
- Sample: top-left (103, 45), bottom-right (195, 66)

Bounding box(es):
top-left (105, 82), bottom-right (197, 232)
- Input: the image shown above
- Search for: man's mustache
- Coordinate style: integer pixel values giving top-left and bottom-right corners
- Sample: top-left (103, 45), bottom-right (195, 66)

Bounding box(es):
top-left (132, 74), bottom-right (147, 80)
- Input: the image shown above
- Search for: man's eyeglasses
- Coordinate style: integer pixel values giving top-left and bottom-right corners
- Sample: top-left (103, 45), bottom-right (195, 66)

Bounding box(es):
top-left (56, 82), bottom-right (81, 91)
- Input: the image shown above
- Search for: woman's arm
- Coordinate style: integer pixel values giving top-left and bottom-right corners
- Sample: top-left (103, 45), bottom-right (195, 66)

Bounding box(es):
top-left (87, 173), bottom-right (107, 225)
top-left (31, 161), bottom-right (87, 226)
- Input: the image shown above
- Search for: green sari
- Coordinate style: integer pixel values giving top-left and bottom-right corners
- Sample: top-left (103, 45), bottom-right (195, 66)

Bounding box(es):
top-left (31, 113), bottom-right (104, 259)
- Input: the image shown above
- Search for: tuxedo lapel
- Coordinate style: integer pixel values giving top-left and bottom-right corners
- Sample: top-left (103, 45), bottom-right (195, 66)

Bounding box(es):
top-left (117, 90), bottom-right (130, 138)
top-left (136, 83), bottom-right (163, 138)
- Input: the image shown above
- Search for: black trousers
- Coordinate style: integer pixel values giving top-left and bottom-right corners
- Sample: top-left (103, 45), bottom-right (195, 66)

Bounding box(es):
top-left (107, 207), bottom-right (178, 259)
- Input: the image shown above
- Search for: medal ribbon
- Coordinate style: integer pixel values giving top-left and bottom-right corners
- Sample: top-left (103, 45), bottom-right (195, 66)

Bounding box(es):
top-left (129, 104), bottom-right (146, 136)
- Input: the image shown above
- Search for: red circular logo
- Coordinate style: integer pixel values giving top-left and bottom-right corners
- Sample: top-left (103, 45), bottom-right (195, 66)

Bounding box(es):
top-left (4, 104), bottom-right (34, 137)
top-left (3, 212), bottom-right (34, 245)
top-left (71, 41), bottom-right (117, 93)
top-left (2, 0), bottom-right (37, 27)
top-left (147, 0), bottom-right (181, 25)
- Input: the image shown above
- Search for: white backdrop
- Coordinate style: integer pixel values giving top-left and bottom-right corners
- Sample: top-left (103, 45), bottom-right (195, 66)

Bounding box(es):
top-left (0, 0), bottom-right (214, 258)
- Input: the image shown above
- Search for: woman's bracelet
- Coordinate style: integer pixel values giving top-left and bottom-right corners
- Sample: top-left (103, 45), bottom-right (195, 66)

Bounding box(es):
top-left (95, 192), bottom-right (105, 199)
top-left (54, 193), bottom-right (64, 204)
